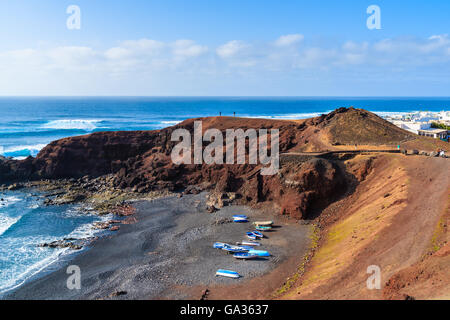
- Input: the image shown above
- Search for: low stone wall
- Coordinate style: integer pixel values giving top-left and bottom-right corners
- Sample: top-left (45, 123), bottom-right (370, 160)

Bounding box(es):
top-left (281, 150), bottom-right (402, 165)
top-left (280, 154), bottom-right (317, 165)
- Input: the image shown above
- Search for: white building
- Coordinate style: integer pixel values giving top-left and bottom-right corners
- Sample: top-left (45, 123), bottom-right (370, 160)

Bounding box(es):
top-left (391, 120), bottom-right (431, 134)
top-left (417, 128), bottom-right (448, 140)
top-left (438, 111), bottom-right (450, 122)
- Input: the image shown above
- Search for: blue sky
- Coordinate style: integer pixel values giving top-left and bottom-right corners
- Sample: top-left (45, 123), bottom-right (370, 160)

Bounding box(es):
top-left (0, 0), bottom-right (449, 96)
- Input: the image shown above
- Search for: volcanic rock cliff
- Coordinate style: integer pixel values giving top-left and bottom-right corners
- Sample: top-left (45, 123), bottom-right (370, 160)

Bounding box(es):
top-left (0, 108), bottom-right (419, 218)
top-left (1, 107), bottom-right (449, 300)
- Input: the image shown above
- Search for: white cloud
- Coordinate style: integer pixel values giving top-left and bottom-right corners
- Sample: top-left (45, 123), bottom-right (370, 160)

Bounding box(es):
top-left (373, 35), bottom-right (450, 55)
top-left (1, 35), bottom-right (449, 73)
top-left (0, 34), bottom-right (449, 95)
top-left (216, 40), bottom-right (249, 58)
top-left (295, 47), bottom-right (337, 69)
top-left (44, 46), bottom-right (99, 72)
top-left (3, 48), bottom-right (37, 59)
top-left (274, 34), bottom-right (304, 47)
top-left (172, 40), bottom-right (208, 57)
top-left (123, 39), bottom-right (165, 50)
top-left (105, 47), bottom-right (130, 60)
top-left (342, 41), bottom-right (369, 52)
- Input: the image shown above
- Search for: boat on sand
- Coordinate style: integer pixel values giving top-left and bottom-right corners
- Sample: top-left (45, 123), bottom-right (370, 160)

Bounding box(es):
top-left (236, 241), bottom-right (261, 246)
top-left (233, 214), bottom-right (248, 222)
top-left (233, 252), bottom-right (259, 260)
top-left (216, 269), bottom-right (240, 278)
top-left (252, 231), bottom-right (264, 238)
top-left (246, 232), bottom-right (258, 240)
top-left (222, 245), bottom-right (249, 253)
top-left (248, 249), bottom-right (271, 257)
top-left (253, 221), bottom-right (273, 226)
top-left (255, 225), bottom-right (272, 231)
top-left (213, 242), bottom-right (228, 249)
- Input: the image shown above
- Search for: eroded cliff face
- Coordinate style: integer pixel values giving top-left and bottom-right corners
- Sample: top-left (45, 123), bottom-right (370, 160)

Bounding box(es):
top-left (0, 108), bottom-right (415, 219)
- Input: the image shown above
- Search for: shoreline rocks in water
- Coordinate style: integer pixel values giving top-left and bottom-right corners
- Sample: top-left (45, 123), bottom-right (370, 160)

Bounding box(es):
top-left (2, 175), bottom-right (176, 217)
top-left (38, 237), bottom-right (99, 251)
top-left (92, 220), bottom-right (122, 230)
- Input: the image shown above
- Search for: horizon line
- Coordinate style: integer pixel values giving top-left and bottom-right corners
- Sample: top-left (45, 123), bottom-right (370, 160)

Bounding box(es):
top-left (0, 95), bottom-right (450, 99)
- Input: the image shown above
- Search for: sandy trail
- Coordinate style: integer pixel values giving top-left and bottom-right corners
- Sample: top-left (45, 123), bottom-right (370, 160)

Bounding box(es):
top-left (285, 154), bottom-right (450, 299)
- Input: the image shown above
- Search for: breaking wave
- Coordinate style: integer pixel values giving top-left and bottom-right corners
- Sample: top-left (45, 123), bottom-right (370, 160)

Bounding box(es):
top-left (40, 119), bottom-right (104, 131)
top-left (0, 216), bottom-right (21, 237)
top-left (1, 144), bottom-right (48, 158)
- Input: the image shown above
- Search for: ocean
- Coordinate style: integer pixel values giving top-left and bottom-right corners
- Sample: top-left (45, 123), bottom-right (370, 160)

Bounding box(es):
top-left (0, 189), bottom-right (110, 296)
top-left (0, 96), bottom-right (449, 296)
top-left (1, 97), bottom-right (449, 159)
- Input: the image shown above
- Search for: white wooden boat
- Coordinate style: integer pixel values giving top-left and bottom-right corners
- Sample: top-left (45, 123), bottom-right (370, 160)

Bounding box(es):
top-left (253, 221), bottom-right (273, 226)
top-left (216, 269), bottom-right (240, 278)
top-left (236, 241), bottom-right (261, 246)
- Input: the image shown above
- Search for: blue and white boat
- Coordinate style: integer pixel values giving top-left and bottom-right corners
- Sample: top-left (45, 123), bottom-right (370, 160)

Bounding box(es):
top-left (237, 241), bottom-right (261, 247)
top-left (233, 252), bottom-right (259, 260)
top-left (233, 215), bottom-right (248, 223)
top-left (248, 250), bottom-right (271, 257)
top-left (216, 269), bottom-right (241, 278)
top-left (246, 232), bottom-right (258, 240)
top-left (236, 245), bottom-right (254, 250)
top-left (222, 245), bottom-right (249, 253)
top-left (252, 231), bottom-right (264, 238)
top-left (213, 242), bottom-right (229, 249)
top-left (255, 225), bottom-right (272, 231)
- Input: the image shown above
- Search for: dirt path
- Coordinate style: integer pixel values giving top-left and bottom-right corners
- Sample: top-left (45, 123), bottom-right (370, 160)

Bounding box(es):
top-left (282, 154), bottom-right (450, 299)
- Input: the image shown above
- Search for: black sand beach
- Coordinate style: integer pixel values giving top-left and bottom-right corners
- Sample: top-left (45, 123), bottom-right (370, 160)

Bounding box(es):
top-left (5, 193), bottom-right (311, 300)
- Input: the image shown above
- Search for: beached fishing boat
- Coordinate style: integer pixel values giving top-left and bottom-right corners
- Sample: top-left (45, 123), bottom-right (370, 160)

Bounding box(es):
top-left (236, 245), bottom-right (254, 250)
top-left (216, 269), bottom-right (240, 278)
top-left (255, 225), bottom-right (272, 231)
top-left (253, 221), bottom-right (273, 226)
top-left (246, 232), bottom-right (258, 240)
top-left (248, 249), bottom-right (271, 257)
top-left (252, 231), bottom-right (264, 238)
top-left (222, 245), bottom-right (249, 253)
top-left (237, 241), bottom-right (261, 246)
top-left (233, 215), bottom-right (249, 223)
top-left (213, 242), bottom-right (229, 249)
top-left (233, 252), bottom-right (259, 260)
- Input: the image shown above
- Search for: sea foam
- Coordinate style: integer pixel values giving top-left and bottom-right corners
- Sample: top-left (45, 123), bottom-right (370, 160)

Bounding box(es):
top-left (41, 119), bottom-right (103, 131)
top-left (1, 144), bottom-right (48, 158)
top-left (0, 215), bottom-right (21, 237)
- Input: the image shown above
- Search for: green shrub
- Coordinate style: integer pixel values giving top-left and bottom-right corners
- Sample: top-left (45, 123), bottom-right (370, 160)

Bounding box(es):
top-left (431, 122), bottom-right (450, 130)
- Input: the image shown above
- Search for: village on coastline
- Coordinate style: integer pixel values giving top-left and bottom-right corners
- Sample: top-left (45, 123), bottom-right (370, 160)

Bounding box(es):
top-left (383, 111), bottom-right (450, 141)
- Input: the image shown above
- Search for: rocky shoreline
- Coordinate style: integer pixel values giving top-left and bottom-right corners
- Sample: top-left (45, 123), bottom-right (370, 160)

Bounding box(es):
top-left (1, 175), bottom-right (174, 213)
top-left (0, 172), bottom-right (251, 255)
top-left (4, 192), bottom-right (312, 300)
top-left (0, 175), bottom-right (176, 254)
